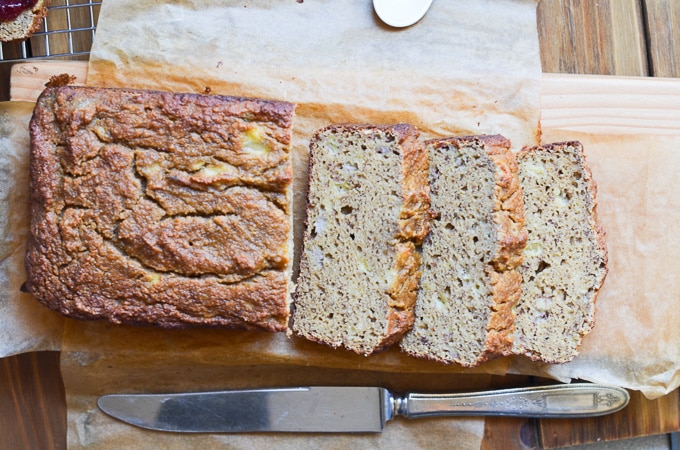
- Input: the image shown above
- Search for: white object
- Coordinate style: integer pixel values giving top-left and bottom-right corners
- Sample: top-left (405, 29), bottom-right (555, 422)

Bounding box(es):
top-left (373, 0), bottom-right (434, 28)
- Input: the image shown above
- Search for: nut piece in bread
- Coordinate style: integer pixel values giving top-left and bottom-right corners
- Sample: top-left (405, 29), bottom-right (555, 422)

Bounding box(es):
top-left (292, 124), bottom-right (431, 356)
top-left (25, 86), bottom-right (295, 331)
top-left (401, 135), bottom-right (527, 367)
top-left (513, 141), bottom-right (608, 363)
top-left (0, 0), bottom-right (50, 43)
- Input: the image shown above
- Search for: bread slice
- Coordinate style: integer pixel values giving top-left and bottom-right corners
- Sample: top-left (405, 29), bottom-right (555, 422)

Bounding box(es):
top-left (513, 141), bottom-right (608, 363)
top-left (400, 135), bottom-right (527, 367)
top-left (25, 86), bottom-right (295, 331)
top-left (0, 0), bottom-right (50, 43)
top-left (292, 124), bottom-right (431, 356)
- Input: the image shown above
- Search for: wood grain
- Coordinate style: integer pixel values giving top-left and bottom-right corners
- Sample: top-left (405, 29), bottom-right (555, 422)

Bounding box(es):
top-left (0, 352), bottom-right (66, 450)
top-left (541, 73), bottom-right (680, 135)
top-left (10, 60), bottom-right (88, 101)
top-left (538, 0), bottom-right (649, 76)
top-left (643, 0), bottom-right (680, 77)
top-left (540, 389), bottom-right (680, 448)
top-left (482, 376), bottom-right (538, 450)
top-left (28, 0), bottom-right (99, 58)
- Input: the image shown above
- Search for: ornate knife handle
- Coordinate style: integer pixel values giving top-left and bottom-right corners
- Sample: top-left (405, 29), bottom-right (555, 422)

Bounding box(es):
top-left (395, 384), bottom-right (629, 419)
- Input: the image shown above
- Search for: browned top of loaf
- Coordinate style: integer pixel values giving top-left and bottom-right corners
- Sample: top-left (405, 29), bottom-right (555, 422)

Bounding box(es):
top-left (394, 124), bottom-right (432, 246)
top-left (25, 86), bottom-right (295, 331)
top-left (0, 0), bottom-right (50, 42)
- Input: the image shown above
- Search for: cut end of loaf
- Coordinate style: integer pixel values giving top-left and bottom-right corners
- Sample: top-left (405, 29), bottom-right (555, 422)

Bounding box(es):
top-left (292, 124), bottom-right (430, 356)
top-left (400, 135), bottom-right (526, 367)
top-left (513, 141), bottom-right (608, 363)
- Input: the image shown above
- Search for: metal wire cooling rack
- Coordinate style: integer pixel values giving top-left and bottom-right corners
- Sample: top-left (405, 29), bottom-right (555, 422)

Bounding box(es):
top-left (0, 0), bottom-right (102, 62)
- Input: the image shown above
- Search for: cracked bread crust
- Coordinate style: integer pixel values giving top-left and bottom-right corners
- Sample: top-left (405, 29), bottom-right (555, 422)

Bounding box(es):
top-left (292, 124), bottom-right (431, 356)
top-left (401, 135), bottom-right (527, 367)
top-left (25, 86), bottom-right (295, 331)
top-left (513, 141), bottom-right (608, 363)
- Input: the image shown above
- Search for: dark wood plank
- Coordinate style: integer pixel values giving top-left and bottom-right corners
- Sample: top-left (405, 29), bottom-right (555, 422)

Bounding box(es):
top-left (0, 63), bottom-right (11, 101)
top-left (482, 376), bottom-right (539, 450)
top-left (643, 0), bottom-right (680, 77)
top-left (539, 389), bottom-right (680, 448)
top-left (0, 352), bottom-right (66, 450)
top-left (537, 0), bottom-right (649, 76)
top-left (28, 0), bottom-right (99, 58)
top-left (482, 418), bottom-right (537, 450)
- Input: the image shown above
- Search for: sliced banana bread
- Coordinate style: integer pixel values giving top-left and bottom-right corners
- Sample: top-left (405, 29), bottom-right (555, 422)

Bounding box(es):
top-left (400, 135), bottom-right (527, 367)
top-left (513, 141), bottom-right (608, 363)
top-left (292, 124), bottom-right (431, 356)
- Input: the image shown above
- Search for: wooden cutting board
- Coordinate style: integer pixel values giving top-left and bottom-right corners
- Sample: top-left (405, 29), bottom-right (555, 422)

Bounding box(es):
top-left (11, 61), bottom-right (680, 137)
top-left (8, 60), bottom-right (680, 448)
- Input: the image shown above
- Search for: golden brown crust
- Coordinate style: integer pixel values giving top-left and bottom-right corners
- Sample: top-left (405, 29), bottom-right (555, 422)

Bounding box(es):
top-left (45, 73), bottom-right (77, 88)
top-left (396, 124), bottom-right (432, 244)
top-left (482, 136), bottom-right (527, 359)
top-left (385, 124), bottom-right (431, 348)
top-left (25, 86), bottom-right (295, 331)
top-left (0, 0), bottom-right (50, 43)
top-left (456, 135), bottom-right (526, 364)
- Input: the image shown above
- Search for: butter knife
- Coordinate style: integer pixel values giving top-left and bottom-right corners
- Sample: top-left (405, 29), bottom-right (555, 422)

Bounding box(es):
top-left (98, 384), bottom-right (629, 433)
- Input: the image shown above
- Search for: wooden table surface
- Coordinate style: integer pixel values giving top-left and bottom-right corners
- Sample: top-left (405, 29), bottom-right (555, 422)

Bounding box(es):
top-left (2, 1), bottom-right (680, 448)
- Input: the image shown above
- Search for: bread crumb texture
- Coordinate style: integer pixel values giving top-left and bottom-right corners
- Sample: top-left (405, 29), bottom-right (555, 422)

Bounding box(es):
top-left (513, 142), bottom-right (608, 363)
top-left (25, 86), bottom-right (295, 331)
top-left (292, 124), bottom-right (430, 356)
top-left (400, 135), bottom-right (526, 367)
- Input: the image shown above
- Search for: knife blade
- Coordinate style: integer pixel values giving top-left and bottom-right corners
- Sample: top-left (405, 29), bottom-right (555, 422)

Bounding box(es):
top-left (97, 384), bottom-right (629, 433)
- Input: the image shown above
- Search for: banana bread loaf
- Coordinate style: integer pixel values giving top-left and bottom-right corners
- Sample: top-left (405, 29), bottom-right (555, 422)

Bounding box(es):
top-left (400, 135), bottom-right (527, 367)
top-left (513, 141), bottom-right (608, 363)
top-left (292, 124), bottom-right (431, 355)
top-left (25, 86), bottom-right (295, 331)
top-left (0, 0), bottom-right (49, 42)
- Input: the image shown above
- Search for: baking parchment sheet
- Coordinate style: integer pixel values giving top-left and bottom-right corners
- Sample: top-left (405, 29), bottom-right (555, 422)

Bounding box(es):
top-left (0, 102), bottom-right (64, 357)
top-left (65, 2), bottom-right (541, 446)
top-left (8, 0), bottom-right (679, 447)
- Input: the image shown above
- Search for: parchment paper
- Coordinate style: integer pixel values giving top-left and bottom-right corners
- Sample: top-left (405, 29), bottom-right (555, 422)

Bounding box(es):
top-left (0, 102), bottom-right (64, 357)
top-left (17, 0), bottom-right (679, 447)
top-left (59, 2), bottom-right (542, 446)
